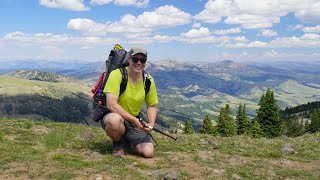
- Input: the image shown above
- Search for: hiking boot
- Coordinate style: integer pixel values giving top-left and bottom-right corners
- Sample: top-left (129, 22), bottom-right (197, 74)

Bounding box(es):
top-left (112, 139), bottom-right (125, 157)
top-left (112, 147), bottom-right (124, 157)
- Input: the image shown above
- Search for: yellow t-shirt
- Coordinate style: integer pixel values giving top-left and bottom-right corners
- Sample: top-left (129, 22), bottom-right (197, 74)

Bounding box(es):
top-left (103, 67), bottom-right (158, 117)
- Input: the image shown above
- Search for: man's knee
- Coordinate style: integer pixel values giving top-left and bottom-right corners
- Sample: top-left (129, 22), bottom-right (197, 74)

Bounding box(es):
top-left (104, 113), bottom-right (124, 129)
top-left (137, 143), bottom-right (154, 158)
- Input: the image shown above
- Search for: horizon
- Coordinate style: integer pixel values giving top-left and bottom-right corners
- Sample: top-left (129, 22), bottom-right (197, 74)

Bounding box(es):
top-left (1, 58), bottom-right (320, 65)
top-left (0, 0), bottom-right (319, 63)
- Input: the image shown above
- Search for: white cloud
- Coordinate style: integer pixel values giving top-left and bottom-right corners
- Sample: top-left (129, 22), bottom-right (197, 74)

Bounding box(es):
top-left (225, 41), bottom-right (268, 48)
top-left (258, 29), bottom-right (278, 37)
top-left (213, 50), bottom-right (320, 62)
top-left (213, 27), bottom-right (241, 35)
top-left (234, 36), bottom-right (249, 43)
top-left (223, 33), bottom-right (320, 48)
top-left (41, 45), bottom-right (64, 54)
top-left (128, 34), bottom-right (177, 44)
top-left (194, 0), bottom-right (320, 29)
top-left (192, 23), bottom-right (202, 29)
top-left (90, 0), bottom-right (113, 5)
top-left (224, 14), bottom-right (280, 29)
top-left (181, 27), bottom-right (211, 38)
top-left (90, 0), bottom-right (149, 8)
top-left (39, 0), bottom-right (89, 11)
top-left (67, 18), bottom-right (110, 36)
top-left (260, 50), bottom-right (320, 62)
top-left (288, 24), bottom-right (304, 31)
top-left (3, 31), bottom-right (119, 45)
top-left (81, 46), bottom-right (94, 49)
top-left (270, 33), bottom-right (320, 47)
top-left (302, 25), bottom-right (320, 33)
top-left (294, 1), bottom-right (320, 23)
top-left (114, 0), bottom-right (149, 8)
top-left (68, 5), bottom-right (192, 35)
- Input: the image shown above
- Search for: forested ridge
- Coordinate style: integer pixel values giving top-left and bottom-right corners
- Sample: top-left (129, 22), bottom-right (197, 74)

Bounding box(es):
top-left (0, 94), bottom-right (90, 124)
top-left (281, 100), bottom-right (320, 118)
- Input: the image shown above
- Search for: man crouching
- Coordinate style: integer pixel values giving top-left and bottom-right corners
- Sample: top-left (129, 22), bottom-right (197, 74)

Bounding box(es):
top-left (100, 47), bottom-right (158, 158)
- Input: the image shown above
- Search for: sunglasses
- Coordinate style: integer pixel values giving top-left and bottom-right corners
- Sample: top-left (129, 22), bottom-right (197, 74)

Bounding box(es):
top-left (131, 57), bottom-right (147, 64)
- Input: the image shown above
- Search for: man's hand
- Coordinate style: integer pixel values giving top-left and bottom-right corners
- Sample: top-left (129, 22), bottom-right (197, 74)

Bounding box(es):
top-left (138, 118), bottom-right (153, 133)
top-left (134, 118), bottom-right (144, 129)
top-left (142, 124), bottom-right (153, 133)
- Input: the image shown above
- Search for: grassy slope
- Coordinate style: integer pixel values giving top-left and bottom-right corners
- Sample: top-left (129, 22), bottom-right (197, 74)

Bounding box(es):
top-left (0, 118), bottom-right (319, 179)
top-left (0, 76), bottom-right (91, 97)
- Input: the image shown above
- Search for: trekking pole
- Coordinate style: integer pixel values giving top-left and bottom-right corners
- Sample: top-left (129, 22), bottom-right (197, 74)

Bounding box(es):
top-left (139, 118), bottom-right (177, 141)
top-left (71, 92), bottom-right (107, 109)
top-left (72, 93), bottom-right (177, 141)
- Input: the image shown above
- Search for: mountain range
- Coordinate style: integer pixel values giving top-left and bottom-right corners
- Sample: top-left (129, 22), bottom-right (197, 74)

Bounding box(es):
top-left (1, 59), bottom-right (320, 125)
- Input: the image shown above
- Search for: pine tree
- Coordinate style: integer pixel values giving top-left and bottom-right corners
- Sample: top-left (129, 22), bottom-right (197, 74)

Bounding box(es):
top-left (247, 119), bottom-right (263, 138)
top-left (236, 103), bottom-right (249, 135)
top-left (284, 115), bottom-right (304, 137)
top-left (217, 104), bottom-right (237, 137)
top-left (256, 88), bottom-right (283, 137)
top-left (198, 114), bottom-right (214, 134)
top-left (306, 109), bottom-right (320, 133)
top-left (183, 119), bottom-right (195, 134)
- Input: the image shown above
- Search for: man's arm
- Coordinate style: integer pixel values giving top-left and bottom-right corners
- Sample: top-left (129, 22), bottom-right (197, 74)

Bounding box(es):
top-left (146, 104), bottom-right (157, 127)
top-left (106, 93), bottom-right (143, 129)
top-left (139, 104), bottom-right (157, 132)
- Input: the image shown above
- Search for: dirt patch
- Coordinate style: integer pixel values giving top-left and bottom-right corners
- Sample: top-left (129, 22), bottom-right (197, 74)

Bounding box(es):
top-left (47, 148), bottom-right (104, 161)
top-left (4, 134), bottom-right (21, 141)
top-left (144, 168), bottom-right (180, 179)
top-left (268, 158), bottom-right (319, 170)
top-left (32, 125), bottom-right (51, 135)
top-left (123, 154), bottom-right (161, 166)
top-left (163, 151), bottom-right (226, 179)
top-left (80, 150), bottom-right (104, 161)
top-left (75, 132), bottom-right (95, 142)
top-left (0, 162), bottom-right (44, 180)
top-left (68, 168), bottom-right (114, 180)
top-left (0, 174), bottom-right (30, 180)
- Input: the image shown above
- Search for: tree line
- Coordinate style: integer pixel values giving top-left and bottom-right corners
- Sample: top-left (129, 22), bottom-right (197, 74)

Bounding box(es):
top-left (281, 100), bottom-right (320, 118)
top-left (0, 94), bottom-right (90, 124)
top-left (183, 88), bottom-right (320, 137)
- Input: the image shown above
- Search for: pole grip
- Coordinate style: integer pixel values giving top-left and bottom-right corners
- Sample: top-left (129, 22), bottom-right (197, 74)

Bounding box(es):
top-left (139, 118), bottom-right (177, 141)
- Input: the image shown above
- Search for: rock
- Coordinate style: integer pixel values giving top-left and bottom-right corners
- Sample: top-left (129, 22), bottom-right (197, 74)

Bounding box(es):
top-left (199, 139), bottom-right (209, 145)
top-left (81, 132), bottom-right (94, 141)
top-left (83, 150), bottom-right (104, 161)
top-left (146, 168), bottom-right (180, 180)
top-left (277, 158), bottom-right (293, 166)
top-left (282, 145), bottom-right (296, 155)
top-left (212, 169), bottom-right (225, 176)
top-left (277, 135), bottom-right (289, 140)
top-left (208, 140), bottom-right (220, 149)
top-left (95, 174), bottom-right (103, 180)
top-left (232, 174), bottom-right (243, 180)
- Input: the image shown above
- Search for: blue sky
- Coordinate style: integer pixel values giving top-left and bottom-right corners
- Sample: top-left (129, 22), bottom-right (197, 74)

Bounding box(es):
top-left (0, 0), bottom-right (319, 63)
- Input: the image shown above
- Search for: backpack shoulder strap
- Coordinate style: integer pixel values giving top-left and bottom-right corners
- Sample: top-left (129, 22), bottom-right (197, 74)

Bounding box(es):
top-left (118, 68), bottom-right (151, 97)
top-left (143, 70), bottom-right (151, 96)
top-left (119, 67), bottom-right (128, 96)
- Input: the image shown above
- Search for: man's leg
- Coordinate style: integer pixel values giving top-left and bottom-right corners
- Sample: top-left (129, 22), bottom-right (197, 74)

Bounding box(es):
top-left (135, 143), bottom-right (154, 158)
top-left (101, 113), bottom-right (126, 156)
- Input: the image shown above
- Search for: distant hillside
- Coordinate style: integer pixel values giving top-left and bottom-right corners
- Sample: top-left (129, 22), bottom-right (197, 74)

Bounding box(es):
top-left (0, 75), bottom-right (181, 129)
top-left (7, 70), bottom-right (76, 83)
top-left (1, 60), bottom-right (320, 122)
top-left (281, 100), bottom-right (320, 118)
top-left (147, 59), bottom-right (320, 120)
top-left (0, 75), bottom-right (92, 124)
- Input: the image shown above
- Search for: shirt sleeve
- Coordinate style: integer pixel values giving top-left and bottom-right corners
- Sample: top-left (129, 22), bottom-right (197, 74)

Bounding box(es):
top-left (145, 74), bottom-right (158, 107)
top-left (103, 69), bottom-right (122, 96)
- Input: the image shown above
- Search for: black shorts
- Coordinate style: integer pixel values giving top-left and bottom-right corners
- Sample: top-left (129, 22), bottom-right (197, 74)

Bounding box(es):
top-left (100, 114), bottom-right (153, 147)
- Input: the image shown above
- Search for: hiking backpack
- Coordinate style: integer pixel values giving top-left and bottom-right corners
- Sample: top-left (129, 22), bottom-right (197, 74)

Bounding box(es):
top-left (90, 44), bottom-right (151, 122)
